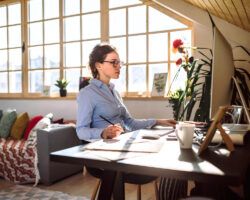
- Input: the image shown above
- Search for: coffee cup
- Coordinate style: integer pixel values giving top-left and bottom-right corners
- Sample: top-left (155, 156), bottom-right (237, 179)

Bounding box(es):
top-left (175, 122), bottom-right (195, 149)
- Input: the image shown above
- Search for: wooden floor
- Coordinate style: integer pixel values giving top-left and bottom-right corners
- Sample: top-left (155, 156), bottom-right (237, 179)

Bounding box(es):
top-left (0, 171), bottom-right (157, 200)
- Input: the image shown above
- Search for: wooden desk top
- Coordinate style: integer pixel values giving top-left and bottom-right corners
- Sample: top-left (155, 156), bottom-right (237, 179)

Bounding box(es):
top-left (51, 132), bottom-right (250, 186)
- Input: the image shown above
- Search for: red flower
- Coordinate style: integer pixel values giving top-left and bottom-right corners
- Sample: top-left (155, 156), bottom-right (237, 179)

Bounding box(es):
top-left (173, 39), bottom-right (183, 49)
top-left (175, 58), bottom-right (182, 66)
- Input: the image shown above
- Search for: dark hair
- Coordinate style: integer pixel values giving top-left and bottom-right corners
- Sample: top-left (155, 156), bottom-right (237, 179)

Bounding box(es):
top-left (89, 43), bottom-right (117, 78)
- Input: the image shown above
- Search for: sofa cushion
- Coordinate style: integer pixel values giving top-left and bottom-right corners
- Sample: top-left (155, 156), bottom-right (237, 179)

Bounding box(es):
top-left (0, 110), bottom-right (17, 138)
top-left (27, 113), bottom-right (52, 145)
top-left (10, 112), bottom-right (29, 140)
top-left (23, 115), bottom-right (43, 140)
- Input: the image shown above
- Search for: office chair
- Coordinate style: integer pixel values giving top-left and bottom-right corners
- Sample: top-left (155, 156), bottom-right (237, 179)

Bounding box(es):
top-left (88, 167), bottom-right (159, 200)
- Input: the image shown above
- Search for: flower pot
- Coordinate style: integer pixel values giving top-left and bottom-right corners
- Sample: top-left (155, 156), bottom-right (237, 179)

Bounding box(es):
top-left (60, 89), bottom-right (67, 97)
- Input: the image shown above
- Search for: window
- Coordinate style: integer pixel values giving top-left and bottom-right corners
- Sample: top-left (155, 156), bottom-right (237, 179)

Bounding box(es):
top-left (0, 2), bottom-right (22, 94)
top-left (0, 0), bottom-right (192, 98)
top-left (109, 2), bottom-right (192, 96)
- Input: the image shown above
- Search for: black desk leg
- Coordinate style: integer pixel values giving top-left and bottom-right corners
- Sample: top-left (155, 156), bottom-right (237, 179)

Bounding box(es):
top-left (97, 170), bottom-right (117, 200)
top-left (113, 171), bottom-right (125, 200)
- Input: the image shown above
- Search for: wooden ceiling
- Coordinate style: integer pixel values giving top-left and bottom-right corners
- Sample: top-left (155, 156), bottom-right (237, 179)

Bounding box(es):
top-left (183, 0), bottom-right (250, 32)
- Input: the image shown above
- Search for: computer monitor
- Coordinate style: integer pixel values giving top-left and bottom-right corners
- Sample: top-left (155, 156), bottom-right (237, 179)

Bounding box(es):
top-left (210, 26), bottom-right (235, 118)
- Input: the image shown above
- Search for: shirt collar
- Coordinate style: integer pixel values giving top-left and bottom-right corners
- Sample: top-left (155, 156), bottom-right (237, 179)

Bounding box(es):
top-left (90, 78), bottom-right (115, 90)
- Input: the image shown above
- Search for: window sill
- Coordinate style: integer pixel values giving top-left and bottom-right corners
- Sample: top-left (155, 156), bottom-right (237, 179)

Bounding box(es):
top-left (0, 94), bottom-right (169, 100)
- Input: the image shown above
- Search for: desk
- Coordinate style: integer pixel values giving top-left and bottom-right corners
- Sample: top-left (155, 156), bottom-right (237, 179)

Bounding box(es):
top-left (50, 132), bottom-right (250, 200)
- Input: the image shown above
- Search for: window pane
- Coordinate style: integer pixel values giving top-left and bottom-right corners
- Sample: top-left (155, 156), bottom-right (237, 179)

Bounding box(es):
top-left (0, 72), bottom-right (7, 93)
top-left (81, 66), bottom-right (92, 77)
top-left (128, 5), bottom-right (146, 34)
top-left (64, 16), bottom-right (80, 42)
top-left (44, 69), bottom-right (59, 92)
top-left (8, 3), bottom-right (21, 25)
top-left (109, 0), bottom-right (141, 8)
top-left (29, 70), bottom-right (43, 92)
top-left (29, 22), bottom-right (43, 45)
top-left (44, 0), bottom-right (59, 19)
top-left (0, 6), bottom-right (7, 26)
top-left (64, 68), bottom-right (80, 92)
top-left (149, 64), bottom-right (168, 92)
top-left (149, 7), bottom-right (187, 32)
top-left (82, 0), bottom-right (100, 13)
top-left (109, 37), bottom-right (126, 63)
top-left (149, 33), bottom-right (168, 62)
top-left (9, 71), bottom-right (22, 93)
top-left (82, 13), bottom-right (100, 39)
top-left (128, 35), bottom-right (146, 63)
top-left (0, 50), bottom-right (7, 71)
top-left (128, 65), bottom-right (146, 92)
top-left (29, 46), bottom-right (43, 69)
top-left (109, 9), bottom-right (126, 36)
top-left (170, 30), bottom-right (191, 61)
top-left (64, 42), bottom-right (80, 67)
top-left (111, 66), bottom-right (126, 94)
top-left (44, 44), bottom-right (60, 68)
top-left (28, 0), bottom-right (42, 22)
top-left (8, 25), bottom-right (21, 48)
top-left (82, 40), bottom-right (100, 66)
top-left (9, 48), bottom-right (22, 70)
top-left (44, 19), bottom-right (59, 44)
top-left (0, 27), bottom-right (7, 48)
top-left (169, 63), bottom-right (186, 91)
top-left (64, 0), bottom-right (80, 16)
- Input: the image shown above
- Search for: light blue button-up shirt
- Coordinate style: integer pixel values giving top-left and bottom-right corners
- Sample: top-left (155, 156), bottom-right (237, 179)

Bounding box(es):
top-left (76, 79), bottom-right (156, 141)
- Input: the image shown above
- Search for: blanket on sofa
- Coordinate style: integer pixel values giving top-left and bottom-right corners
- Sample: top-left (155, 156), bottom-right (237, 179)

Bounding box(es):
top-left (0, 138), bottom-right (38, 184)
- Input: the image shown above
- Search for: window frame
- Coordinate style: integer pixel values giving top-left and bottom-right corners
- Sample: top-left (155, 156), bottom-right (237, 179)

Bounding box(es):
top-left (0, 0), bottom-right (193, 99)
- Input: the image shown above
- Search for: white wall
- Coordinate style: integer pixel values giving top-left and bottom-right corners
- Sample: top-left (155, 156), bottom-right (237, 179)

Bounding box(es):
top-left (0, 99), bottom-right (173, 120)
top-left (0, 0), bottom-right (249, 120)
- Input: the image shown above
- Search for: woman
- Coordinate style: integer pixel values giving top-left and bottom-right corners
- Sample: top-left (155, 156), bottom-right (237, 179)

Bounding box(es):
top-left (76, 43), bottom-right (176, 141)
top-left (76, 43), bottom-right (182, 200)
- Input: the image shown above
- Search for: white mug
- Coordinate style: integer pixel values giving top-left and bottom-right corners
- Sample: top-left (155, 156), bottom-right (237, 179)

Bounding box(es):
top-left (175, 123), bottom-right (195, 149)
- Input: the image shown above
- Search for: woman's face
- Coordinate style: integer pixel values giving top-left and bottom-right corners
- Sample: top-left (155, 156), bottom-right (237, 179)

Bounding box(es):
top-left (97, 51), bottom-right (122, 83)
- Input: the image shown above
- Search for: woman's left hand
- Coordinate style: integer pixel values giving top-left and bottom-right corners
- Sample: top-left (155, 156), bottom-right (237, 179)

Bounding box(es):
top-left (156, 119), bottom-right (177, 127)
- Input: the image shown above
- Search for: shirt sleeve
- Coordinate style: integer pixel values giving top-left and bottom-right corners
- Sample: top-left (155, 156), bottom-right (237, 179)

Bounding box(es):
top-left (76, 89), bottom-right (104, 141)
top-left (114, 91), bottom-right (157, 131)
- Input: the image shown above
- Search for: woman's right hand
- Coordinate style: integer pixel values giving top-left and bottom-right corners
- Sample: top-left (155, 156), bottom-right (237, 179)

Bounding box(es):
top-left (101, 124), bottom-right (124, 139)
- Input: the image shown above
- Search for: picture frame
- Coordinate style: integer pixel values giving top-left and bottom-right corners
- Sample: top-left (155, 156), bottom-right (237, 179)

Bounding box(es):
top-left (79, 77), bottom-right (91, 90)
top-left (151, 73), bottom-right (168, 97)
top-left (198, 106), bottom-right (235, 155)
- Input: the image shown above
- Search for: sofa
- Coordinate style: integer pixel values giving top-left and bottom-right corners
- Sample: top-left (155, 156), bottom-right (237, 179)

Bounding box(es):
top-left (0, 112), bottom-right (83, 185)
top-left (37, 125), bottom-right (83, 185)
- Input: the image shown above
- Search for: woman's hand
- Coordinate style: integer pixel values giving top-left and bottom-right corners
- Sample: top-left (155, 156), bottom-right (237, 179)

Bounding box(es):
top-left (156, 119), bottom-right (177, 127)
top-left (101, 124), bottom-right (124, 139)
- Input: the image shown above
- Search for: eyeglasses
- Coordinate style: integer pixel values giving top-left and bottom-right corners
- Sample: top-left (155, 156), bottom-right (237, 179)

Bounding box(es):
top-left (103, 60), bottom-right (125, 67)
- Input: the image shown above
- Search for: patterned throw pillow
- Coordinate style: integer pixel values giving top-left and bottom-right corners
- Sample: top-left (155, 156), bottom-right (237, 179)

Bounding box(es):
top-left (10, 112), bottom-right (29, 140)
top-left (0, 110), bottom-right (17, 138)
top-left (27, 113), bottom-right (53, 145)
top-left (23, 115), bottom-right (43, 140)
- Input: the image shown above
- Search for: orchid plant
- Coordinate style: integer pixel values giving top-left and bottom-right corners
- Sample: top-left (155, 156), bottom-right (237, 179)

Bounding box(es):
top-left (168, 39), bottom-right (212, 122)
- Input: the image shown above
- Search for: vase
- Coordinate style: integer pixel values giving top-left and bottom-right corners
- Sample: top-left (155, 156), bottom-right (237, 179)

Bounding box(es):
top-left (60, 89), bottom-right (67, 97)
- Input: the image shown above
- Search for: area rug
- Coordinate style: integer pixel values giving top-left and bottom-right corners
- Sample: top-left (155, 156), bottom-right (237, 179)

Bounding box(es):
top-left (0, 185), bottom-right (90, 200)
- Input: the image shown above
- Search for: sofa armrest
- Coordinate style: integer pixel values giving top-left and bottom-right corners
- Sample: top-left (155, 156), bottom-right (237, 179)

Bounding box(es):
top-left (37, 125), bottom-right (83, 185)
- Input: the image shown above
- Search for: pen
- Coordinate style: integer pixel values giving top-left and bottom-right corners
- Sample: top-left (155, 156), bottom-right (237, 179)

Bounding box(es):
top-left (99, 115), bottom-right (114, 125)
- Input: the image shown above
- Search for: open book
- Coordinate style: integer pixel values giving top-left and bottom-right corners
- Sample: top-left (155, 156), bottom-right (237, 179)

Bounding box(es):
top-left (83, 130), bottom-right (164, 153)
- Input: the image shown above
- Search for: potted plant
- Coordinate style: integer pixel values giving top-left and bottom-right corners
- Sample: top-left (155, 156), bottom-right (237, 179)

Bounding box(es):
top-left (55, 79), bottom-right (69, 97)
top-left (168, 39), bottom-right (212, 122)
